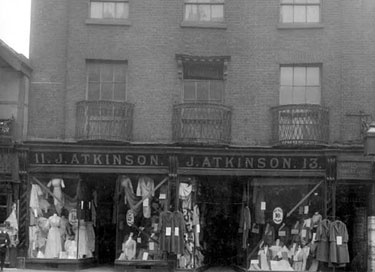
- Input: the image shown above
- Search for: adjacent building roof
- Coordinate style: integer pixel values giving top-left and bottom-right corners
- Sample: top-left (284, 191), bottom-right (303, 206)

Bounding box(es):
top-left (0, 39), bottom-right (32, 77)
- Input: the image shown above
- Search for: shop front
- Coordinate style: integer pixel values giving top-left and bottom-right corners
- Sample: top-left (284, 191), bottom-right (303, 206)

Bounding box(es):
top-left (19, 144), bottom-right (366, 271)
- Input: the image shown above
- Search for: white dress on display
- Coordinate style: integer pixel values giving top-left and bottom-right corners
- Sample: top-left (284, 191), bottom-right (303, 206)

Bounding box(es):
top-left (44, 214), bottom-right (62, 258)
top-left (47, 178), bottom-right (65, 215)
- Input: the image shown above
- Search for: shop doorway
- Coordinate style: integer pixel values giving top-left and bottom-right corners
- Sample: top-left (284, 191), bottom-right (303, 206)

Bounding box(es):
top-left (82, 174), bottom-right (117, 264)
top-left (198, 176), bottom-right (243, 266)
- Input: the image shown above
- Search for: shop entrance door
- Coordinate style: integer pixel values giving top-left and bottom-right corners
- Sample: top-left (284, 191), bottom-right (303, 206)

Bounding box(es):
top-left (84, 174), bottom-right (117, 264)
top-left (199, 176), bottom-right (243, 267)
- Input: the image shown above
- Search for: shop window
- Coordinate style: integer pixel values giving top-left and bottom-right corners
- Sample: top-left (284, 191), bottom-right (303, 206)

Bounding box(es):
top-left (280, 0), bottom-right (321, 24)
top-left (183, 61), bottom-right (224, 103)
top-left (90, 0), bottom-right (129, 20)
top-left (184, 0), bottom-right (225, 22)
top-left (87, 60), bottom-right (127, 102)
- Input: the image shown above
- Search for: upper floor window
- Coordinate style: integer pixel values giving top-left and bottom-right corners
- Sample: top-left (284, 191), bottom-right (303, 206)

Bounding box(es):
top-left (90, 0), bottom-right (129, 19)
top-left (86, 61), bottom-right (127, 101)
top-left (279, 65), bottom-right (321, 105)
top-left (280, 0), bottom-right (321, 24)
top-left (184, 0), bottom-right (224, 22)
top-left (183, 61), bottom-right (224, 103)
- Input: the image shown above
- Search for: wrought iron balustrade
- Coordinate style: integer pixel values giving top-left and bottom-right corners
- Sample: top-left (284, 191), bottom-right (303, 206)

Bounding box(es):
top-left (271, 104), bottom-right (329, 146)
top-left (172, 103), bottom-right (232, 145)
top-left (0, 118), bottom-right (14, 143)
top-left (76, 100), bottom-right (134, 142)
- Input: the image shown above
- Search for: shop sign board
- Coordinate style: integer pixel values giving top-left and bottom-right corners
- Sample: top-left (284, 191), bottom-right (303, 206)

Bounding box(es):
top-left (30, 151), bottom-right (169, 167)
top-left (179, 155), bottom-right (326, 170)
top-left (30, 151), bottom-right (326, 170)
top-left (337, 161), bottom-right (373, 180)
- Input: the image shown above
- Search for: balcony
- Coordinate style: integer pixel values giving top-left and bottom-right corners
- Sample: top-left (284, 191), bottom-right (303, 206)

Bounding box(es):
top-left (76, 100), bottom-right (134, 142)
top-left (271, 104), bottom-right (329, 146)
top-left (172, 103), bottom-right (232, 145)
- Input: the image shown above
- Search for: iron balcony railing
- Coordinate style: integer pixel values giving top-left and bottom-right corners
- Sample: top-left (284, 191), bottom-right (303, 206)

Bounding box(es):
top-left (0, 118), bottom-right (14, 143)
top-left (76, 100), bottom-right (134, 142)
top-left (271, 104), bottom-right (329, 146)
top-left (172, 103), bottom-right (232, 145)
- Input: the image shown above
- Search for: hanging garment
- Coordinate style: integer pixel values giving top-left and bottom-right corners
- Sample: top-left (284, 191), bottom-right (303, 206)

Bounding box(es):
top-left (76, 220), bottom-right (92, 258)
top-left (86, 222), bottom-right (95, 253)
top-left (159, 184), bottom-right (168, 211)
top-left (91, 201), bottom-right (97, 227)
top-left (158, 211), bottom-right (173, 252)
top-left (47, 178), bottom-right (65, 215)
top-left (44, 214), bottom-right (62, 258)
top-left (264, 223), bottom-right (275, 246)
top-left (258, 248), bottom-right (271, 270)
top-left (277, 224), bottom-right (290, 246)
top-left (255, 188), bottom-right (265, 224)
top-left (179, 183), bottom-right (192, 210)
top-left (240, 205), bottom-right (251, 249)
top-left (28, 226), bottom-right (39, 258)
top-left (30, 184), bottom-right (43, 212)
top-left (136, 176), bottom-right (155, 218)
top-left (192, 204), bottom-right (200, 247)
top-left (315, 219), bottom-right (331, 263)
top-left (59, 215), bottom-right (69, 249)
top-left (5, 203), bottom-right (18, 231)
top-left (64, 239), bottom-right (77, 259)
top-left (172, 211), bottom-right (186, 255)
top-left (329, 220), bottom-right (349, 265)
top-left (292, 247), bottom-right (304, 271)
top-left (300, 218), bottom-right (312, 245)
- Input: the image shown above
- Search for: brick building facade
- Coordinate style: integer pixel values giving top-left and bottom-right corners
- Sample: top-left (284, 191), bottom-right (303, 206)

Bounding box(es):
top-left (23, 0), bottom-right (375, 271)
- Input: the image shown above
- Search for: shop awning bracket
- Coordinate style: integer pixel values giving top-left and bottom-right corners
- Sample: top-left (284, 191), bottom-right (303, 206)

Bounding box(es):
top-left (286, 179), bottom-right (324, 218)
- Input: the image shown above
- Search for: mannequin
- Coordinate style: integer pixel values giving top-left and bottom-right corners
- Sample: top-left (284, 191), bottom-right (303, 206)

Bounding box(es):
top-left (124, 233), bottom-right (136, 260)
top-left (47, 178), bottom-right (65, 215)
top-left (44, 213), bottom-right (62, 258)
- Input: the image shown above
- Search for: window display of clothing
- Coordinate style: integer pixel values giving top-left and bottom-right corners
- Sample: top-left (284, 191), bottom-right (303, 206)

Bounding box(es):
top-left (136, 176), bottom-right (155, 218)
top-left (254, 188), bottom-right (265, 224)
top-left (172, 211), bottom-right (186, 255)
top-left (30, 184), bottom-right (43, 213)
top-left (64, 239), bottom-right (77, 259)
top-left (240, 205), bottom-right (251, 249)
top-left (47, 178), bottom-right (65, 215)
top-left (44, 214), bottom-right (62, 258)
top-left (158, 211), bottom-right (173, 253)
top-left (86, 222), bottom-right (95, 253)
top-left (124, 233), bottom-right (137, 260)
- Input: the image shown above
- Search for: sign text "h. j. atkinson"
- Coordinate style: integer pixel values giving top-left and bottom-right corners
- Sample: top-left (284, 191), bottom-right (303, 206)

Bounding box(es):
top-left (31, 152), bottom-right (326, 170)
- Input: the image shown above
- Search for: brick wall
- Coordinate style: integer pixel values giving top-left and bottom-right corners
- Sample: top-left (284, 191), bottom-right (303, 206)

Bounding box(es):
top-left (29, 0), bottom-right (375, 146)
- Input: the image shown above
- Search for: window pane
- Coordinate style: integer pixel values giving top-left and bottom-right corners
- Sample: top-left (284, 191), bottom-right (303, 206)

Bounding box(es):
top-left (186, 0), bottom-right (198, 2)
top-left (114, 64), bottom-right (126, 82)
top-left (88, 83), bottom-right (100, 100)
top-left (294, 6), bottom-right (306, 23)
top-left (307, 0), bottom-right (320, 3)
top-left (185, 4), bottom-right (199, 20)
top-left (210, 81), bottom-right (223, 102)
top-left (295, 0), bottom-right (307, 3)
top-left (307, 6), bottom-right (320, 23)
top-left (306, 67), bottom-right (320, 86)
top-left (306, 87), bottom-right (321, 104)
top-left (211, 0), bottom-right (224, 3)
top-left (293, 67), bottom-right (306, 86)
top-left (280, 67), bottom-right (293, 85)
top-left (198, 5), bottom-right (211, 21)
top-left (281, 0), bottom-right (293, 3)
top-left (88, 63), bottom-right (100, 82)
top-left (279, 86), bottom-right (293, 105)
top-left (90, 2), bottom-right (103, 19)
top-left (101, 63), bottom-right (114, 82)
top-left (103, 2), bottom-right (115, 18)
top-left (114, 83), bottom-right (126, 101)
top-left (101, 83), bottom-right (113, 100)
top-left (196, 81), bottom-right (209, 101)
top-left (211, 5), bottom-right (224, 21)
top-left (184, 81), bottom-right (196, 101)
top-left (115, 3), bottom-right (129, 19)
top-left (293, 86), bottom-right (306, 104)
top-left (281, 6), bottom-right (293, 23)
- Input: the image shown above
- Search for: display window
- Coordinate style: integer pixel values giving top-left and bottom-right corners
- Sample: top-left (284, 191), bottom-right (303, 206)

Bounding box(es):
top-left (28, 175), bottom-right (98, 260)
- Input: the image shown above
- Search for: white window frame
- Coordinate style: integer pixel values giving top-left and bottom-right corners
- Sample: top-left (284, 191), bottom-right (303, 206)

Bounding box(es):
top-left (280, 0), bottom-right (321, 24)
top-left (86, 61), bottom-right (127, 102)
top-left (279, 65), bottom-right (321, 105)
top-left (89, 0), bottom-right (129, 20)
top-left (183, 79), bottom-right (224, 104)
top-left (184, 0), bottom-right (225, 23)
